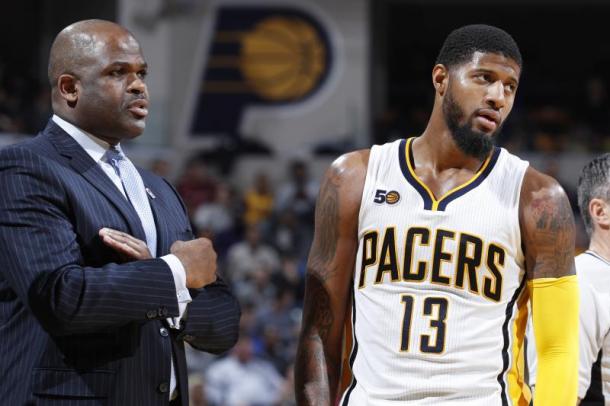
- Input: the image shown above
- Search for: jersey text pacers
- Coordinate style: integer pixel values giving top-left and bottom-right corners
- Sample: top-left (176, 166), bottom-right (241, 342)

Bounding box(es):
top-left (358, 226), bottom-right (504, 302)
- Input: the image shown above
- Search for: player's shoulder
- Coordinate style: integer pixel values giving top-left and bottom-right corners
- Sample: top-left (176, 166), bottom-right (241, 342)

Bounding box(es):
top-left (327, 148), bottom-right (371, 184)
top-left (327, 138), bottom-right (405, 176)
top-left (320, 149), bottom-right (371, 210)
top-left (518, 165), bottom-right (575, 276)
top-left (519, 166), bottom-right (570, 210)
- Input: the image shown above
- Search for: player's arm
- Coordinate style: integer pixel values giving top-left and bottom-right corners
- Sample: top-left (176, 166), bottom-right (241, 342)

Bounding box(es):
top-left (294, 150), bottom-right (368, 405)
top-left (519, 166), bottom-right (578, 406)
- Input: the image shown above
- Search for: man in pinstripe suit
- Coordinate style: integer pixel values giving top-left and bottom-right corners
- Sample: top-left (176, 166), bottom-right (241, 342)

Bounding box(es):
top-left (0, 20), bottom-right (240, 405)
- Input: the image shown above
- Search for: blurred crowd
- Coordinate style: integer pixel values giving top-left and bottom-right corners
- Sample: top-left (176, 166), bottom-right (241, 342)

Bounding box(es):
top-left (161, 158), bottom-right (317, 406)
top-left (0, 67), bottom-right (51, 135)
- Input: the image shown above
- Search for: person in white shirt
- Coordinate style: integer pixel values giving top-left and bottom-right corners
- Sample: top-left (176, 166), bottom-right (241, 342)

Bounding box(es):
top-left (205, 336), bottom-right (285, 406)
top-left (575, 154), bottom-right (610, 404)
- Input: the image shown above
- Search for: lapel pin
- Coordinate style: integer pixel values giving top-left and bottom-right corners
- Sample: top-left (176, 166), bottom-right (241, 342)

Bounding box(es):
top-left (145, 187), bottom-right (156, 199)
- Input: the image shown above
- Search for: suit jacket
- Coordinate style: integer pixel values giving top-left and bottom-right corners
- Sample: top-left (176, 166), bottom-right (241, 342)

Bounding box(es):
top-left (0, 120), bottom-right (240, 405)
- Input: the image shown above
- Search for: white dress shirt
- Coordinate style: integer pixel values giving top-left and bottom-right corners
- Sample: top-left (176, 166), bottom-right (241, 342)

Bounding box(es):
top-left (52, 115), bottom-right (191, 398)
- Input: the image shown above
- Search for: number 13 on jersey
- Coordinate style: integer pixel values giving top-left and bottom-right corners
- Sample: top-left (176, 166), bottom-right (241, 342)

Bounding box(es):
top-left (400, 295), bottom-right (449, 354)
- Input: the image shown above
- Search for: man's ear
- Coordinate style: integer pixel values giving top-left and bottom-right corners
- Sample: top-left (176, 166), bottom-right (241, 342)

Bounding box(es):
top-left (589, 198), bottom-right (610, 230)
top-left (432, 64), bottom-right (448, 96)
top-left (57, 74), bottom-right (79, 105)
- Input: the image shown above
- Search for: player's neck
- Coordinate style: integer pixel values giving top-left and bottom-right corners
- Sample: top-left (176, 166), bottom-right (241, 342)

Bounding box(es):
top-left (589, 233), bottom-right (610, 262)
top-left (416, 122), bottom-right (487, 173)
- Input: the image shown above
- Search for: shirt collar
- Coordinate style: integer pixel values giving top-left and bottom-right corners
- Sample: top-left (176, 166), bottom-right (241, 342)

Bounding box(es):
top-left (52, 114), bottom-right (124, 163)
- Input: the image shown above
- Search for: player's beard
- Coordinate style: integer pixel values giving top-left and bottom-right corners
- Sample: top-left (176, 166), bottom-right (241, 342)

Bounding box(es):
top-left (442, 88), bottom-right (500, 160)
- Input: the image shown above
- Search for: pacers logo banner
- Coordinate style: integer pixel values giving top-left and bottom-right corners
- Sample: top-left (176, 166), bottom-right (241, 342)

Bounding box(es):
top-left (189, 4), bottom-right (334, 137)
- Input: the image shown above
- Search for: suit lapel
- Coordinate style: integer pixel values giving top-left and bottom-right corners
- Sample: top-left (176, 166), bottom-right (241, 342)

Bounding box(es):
top-left (44, 121), bottom-right (147, 242)
top-left (139, 171), bottom-right (171, 257)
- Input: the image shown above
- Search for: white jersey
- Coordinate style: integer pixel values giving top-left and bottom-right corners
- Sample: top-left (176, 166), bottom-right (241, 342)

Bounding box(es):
top-left (340, 138), bottom-right (530, 406)
top-left (576, 251), bottom-right (610, 403)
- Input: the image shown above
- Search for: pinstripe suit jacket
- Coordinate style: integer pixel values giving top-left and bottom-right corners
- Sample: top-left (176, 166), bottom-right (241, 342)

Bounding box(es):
top-left (0, 120), bottom-right (240, 405)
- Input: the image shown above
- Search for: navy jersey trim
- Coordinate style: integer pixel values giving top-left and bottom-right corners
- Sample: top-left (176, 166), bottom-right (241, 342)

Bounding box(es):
top-left (582, 349), bottom-right (605, 404)
top-left (399, 138), bottom-right (433, 210)
top-left (341, 291), bottom-right (358, 405)
top-left (436, 147), bottom-right (500, 210)
top-left (497, 275), bottom-right (527, 406)
top-left (398, 137), bottom-right (501, 212)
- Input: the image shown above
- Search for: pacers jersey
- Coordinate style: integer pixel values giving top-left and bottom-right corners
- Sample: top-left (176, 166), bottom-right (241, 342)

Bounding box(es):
top-left (340, 138), bottom-right (530, 406)
top-left (577, 251), bottom-right (610, 404)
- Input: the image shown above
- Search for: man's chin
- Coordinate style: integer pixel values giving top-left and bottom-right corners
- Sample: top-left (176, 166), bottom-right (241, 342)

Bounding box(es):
top-left (451, 128), bottom-right (494, 160)
top-left (124, 121), bottom-right (146, 138)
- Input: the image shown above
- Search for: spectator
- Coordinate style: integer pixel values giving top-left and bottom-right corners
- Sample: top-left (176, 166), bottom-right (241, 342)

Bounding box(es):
top-left (243, 171), bottom-right (274, 227)
top-left (255, 288), bottom-right (300, 375)
top-left (205, 336), bottom-right (284, 406)
top-left (271, 256), bottom-right (305, 305)
top-left (176, 157), bottom-right (218, 216)
top-left (188, 374), bottom-right (208, 406)
top-left (149, 156), bottom-right (172, 179)
top-left (276, 364), bottom-right (296, 406)
top-left (275, 160), bottom-right (318, 219)
top-left (193, 182), bottom-right (241, 259)
top-left (274, 160), bottom-right (318, 260)
top-left (225, 223), bottom-right (280, 285)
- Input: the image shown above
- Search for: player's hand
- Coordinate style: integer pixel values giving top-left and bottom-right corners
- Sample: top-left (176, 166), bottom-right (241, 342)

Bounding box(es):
top-left (170, 238), bottom-right (218, 289)
top-left (99, 227), bottom-right (152, 261)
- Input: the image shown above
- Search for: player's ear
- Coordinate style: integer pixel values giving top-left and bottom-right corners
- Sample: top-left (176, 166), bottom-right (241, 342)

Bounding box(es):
top-left (589, 198), bottom-right (610, 230)
top-left (432, 64), bottom-right (448, 96)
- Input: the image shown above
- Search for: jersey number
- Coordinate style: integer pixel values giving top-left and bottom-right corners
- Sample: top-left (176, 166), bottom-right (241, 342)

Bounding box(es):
top-left (400, 295), bottom-right (448, 354)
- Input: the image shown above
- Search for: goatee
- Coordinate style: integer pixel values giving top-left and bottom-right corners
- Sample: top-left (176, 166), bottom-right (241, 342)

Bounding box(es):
top-left (442, 89), bottom-right (499, 160)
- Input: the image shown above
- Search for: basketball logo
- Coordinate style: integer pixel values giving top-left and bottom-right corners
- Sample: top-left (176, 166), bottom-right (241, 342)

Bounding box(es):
top-left (240, 17), bottom-right (326, 101)
top-left (386, 191), bottom-right (400, 204)
top-left (190, 6), bottom-right (333, 136)
top-left (374, 189), bottom-right (401, 205)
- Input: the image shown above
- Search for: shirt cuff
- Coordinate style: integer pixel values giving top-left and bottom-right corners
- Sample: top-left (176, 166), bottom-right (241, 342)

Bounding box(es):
top-left (161, 254), bottom-right (193, 326)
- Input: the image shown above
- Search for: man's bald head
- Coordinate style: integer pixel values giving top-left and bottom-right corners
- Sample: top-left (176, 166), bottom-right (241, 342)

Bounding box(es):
top-left (48, 19), bottom-right (136, 88)
top-left (47, 19), bottom-right (149, 143)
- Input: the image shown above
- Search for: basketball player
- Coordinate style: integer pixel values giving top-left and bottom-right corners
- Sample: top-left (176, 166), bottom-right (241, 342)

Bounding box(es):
top-left (570, 155), bottom-right (610, 404)
top-left (295, 24), bottom-right (578, 405)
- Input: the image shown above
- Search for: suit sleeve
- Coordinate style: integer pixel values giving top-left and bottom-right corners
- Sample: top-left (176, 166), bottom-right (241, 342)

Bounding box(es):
top-left (160, 178), bottom-right (241, 354)
top-left (178, 278), bottom-right (240, 354)
top-left (0, 146), bottom-right (179, 336)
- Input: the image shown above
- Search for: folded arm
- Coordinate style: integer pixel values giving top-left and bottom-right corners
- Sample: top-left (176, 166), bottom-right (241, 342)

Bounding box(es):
top-left (101, 222), bottom-right (240, 354)
top-left (178, 278), bottom-right (240, 354)
top-left (0, 146), bottom-right (179, 336)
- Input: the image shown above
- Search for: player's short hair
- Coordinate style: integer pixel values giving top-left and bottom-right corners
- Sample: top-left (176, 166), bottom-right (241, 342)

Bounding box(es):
top-left (577, 153), bottom-right (610, 236)
top-left (436, 24), bottom-right (522, 69)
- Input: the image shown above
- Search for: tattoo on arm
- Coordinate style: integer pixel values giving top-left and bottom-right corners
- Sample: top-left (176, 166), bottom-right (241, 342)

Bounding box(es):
top-left (302, 273), bottom-right (334, 342)
top-left (296, 274), bottom-right (339, 405)
top-left (526, 191), bottom-right (576, 279)
top-left (308, 169), bottom-right (341, 282)
top-left (295, 161), bottom-right (359, 405)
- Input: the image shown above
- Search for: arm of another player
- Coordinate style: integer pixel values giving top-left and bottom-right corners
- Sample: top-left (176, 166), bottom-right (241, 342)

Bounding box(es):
top-left (519, 166), bottom-right (578, 406)
top-left (294, 150), bottom-right (369, 405)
